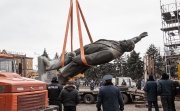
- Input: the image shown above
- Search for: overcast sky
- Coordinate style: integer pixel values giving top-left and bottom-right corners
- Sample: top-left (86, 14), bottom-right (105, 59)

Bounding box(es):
top-left (0, 0), bottom-right (174, 68)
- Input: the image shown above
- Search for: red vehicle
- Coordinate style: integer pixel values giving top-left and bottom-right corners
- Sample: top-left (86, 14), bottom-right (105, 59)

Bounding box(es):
top-left (0, 53), bottom-right (57, 111)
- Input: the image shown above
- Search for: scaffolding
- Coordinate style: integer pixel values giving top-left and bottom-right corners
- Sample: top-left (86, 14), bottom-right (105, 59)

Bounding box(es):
top-left (160, 0), bottom-right (180, 75)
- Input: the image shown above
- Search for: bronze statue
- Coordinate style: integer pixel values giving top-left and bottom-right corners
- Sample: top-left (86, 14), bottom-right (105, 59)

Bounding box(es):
top-left (38, 32), bottom-right (148, 84)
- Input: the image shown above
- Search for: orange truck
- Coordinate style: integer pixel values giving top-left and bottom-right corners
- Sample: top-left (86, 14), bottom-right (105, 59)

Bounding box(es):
top-left (0, 53), bottom-right (58, 111)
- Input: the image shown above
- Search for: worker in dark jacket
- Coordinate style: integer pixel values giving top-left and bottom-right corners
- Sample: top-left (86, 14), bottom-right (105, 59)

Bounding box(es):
top-left (47, 77), bottom-right (63, 111)
top-left (96, 74), bottom-right (124, 111)
top-left (59, 81), bottom-right (79, 111)
top-left (143, 75), bottom-right (159, 111)
top-left (157, 73), bottom-right (176, 111)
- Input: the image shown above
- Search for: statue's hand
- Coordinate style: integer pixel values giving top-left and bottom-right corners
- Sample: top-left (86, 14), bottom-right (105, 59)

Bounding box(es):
top-left (139, 32), bottom-right (148, 38)
top-left (130, 32), bottom-right (148, 44)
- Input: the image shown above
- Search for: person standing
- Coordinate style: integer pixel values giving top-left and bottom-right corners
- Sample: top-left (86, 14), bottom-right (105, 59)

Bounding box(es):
top-left (143, 75), bottom-right (159, 111)
top-left (47, 77), bottom-right (63, 111)
top-left (157, 73), bottom-right (176, 111)
top-left (136, 79), bottom-right (141, 90)
top-left (59, 81), bottom-right (79, 111)
top-left (90, 80), bottom-right (95, 90)
top-left (75, 79), bottom-right (80, 90)
top-left (96, 74), bottom-right (124, 111)
top-left (121, 79), bottom-right (127, 86)
top-left (141, 78), bottom-right (145, 90)
top-left (99, 80), bottom-right (104, 87)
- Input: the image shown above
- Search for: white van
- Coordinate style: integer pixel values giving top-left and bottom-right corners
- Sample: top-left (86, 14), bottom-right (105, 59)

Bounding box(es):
top-left (112, 77), bottom-right (136, 87)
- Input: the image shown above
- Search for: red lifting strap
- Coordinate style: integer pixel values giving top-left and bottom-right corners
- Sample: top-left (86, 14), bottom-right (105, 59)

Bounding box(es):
top-left (77, 0), bottom-right (93, 43)
top-left (60, 0), bottom-right (93, 67)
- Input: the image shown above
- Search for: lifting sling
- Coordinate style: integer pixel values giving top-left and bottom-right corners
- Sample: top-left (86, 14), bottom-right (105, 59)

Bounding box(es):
top-left (60, 0), bottom-right (93, 67)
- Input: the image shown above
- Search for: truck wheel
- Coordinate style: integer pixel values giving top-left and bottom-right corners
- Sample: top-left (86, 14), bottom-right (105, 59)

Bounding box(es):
top-left (122, 93), bottom-right (129, 104)
top-left (83, 94), bottom-right (95, 104)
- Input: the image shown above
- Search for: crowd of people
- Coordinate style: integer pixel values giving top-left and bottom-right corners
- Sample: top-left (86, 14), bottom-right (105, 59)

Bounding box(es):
top-left (47, 73), bottom-right (179, 111)
top-left (74, 78), bottom-right (103, 91)
top-left (47, 74), bottom-right (125, 111)
top-left (47, 77), bottom-right (79, 111)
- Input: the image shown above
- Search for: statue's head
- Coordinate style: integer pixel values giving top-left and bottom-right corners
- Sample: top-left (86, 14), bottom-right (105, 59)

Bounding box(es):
top-left (119, 40), bottom-right (135, 52)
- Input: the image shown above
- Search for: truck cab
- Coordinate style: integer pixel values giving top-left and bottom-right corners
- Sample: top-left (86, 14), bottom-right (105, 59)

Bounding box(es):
top-left (0, 54), bottom-right (16, 73)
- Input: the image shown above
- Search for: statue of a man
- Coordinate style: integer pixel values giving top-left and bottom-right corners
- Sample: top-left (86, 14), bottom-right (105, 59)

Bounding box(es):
top-left (39, 32), bottom-right (148, 84)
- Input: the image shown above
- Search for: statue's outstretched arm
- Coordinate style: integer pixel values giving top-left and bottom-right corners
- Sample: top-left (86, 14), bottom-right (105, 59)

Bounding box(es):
top-left (131, 32), bottom-right (148, 44)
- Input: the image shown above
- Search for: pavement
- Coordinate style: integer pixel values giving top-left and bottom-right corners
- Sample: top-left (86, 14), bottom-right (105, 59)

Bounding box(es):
top-left (76, 101), bottom-right (180, 111)
top-left (77, 86), bottom-right (180, 111)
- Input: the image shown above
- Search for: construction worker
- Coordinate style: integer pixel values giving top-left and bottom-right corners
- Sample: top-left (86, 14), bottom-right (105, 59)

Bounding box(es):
top-left (47, 77), bottom-right (63, 111)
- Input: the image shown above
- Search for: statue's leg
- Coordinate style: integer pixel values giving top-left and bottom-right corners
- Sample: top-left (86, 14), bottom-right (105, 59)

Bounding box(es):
top-left (61, 62), bottom-right (89, 77)
top-left (58, 62), bottom-right (89, 84)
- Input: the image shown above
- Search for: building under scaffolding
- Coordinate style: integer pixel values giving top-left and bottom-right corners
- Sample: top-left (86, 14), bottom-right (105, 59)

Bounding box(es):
top-left (160, 0), bottom-right (180, 77)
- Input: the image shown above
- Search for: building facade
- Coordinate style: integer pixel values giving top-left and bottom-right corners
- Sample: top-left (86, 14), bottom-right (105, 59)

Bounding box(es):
top-left (0, 49), bottom-right (33, 77)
